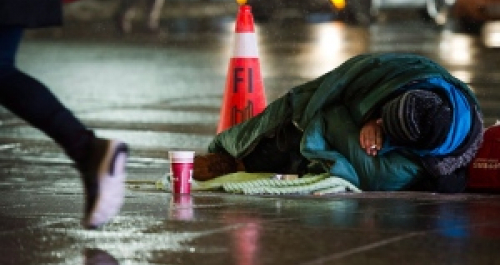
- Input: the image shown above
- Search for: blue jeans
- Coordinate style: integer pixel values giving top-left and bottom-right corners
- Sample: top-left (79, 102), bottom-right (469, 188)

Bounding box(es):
top-left (0, 27), bottom-right (93, 165)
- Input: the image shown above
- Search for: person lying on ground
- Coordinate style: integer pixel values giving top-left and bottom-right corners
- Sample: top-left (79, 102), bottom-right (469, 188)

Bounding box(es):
top-left (193, 52), bottom-right (483, 193)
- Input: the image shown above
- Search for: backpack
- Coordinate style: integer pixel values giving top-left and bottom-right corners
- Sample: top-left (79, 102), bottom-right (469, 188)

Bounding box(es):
top-left (467, 122), bottom-right (500, 192)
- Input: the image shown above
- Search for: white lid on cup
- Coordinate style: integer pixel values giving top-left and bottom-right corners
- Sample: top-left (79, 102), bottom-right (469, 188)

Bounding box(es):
top-left (169, 151), bottom-right (195, 163)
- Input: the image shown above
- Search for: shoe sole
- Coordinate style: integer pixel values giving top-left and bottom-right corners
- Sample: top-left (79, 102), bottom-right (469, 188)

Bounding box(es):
top-left (84, 140), bottom-right (129, 229)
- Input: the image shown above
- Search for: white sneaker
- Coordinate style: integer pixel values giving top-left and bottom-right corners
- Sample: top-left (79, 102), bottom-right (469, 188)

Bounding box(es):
top-left (80, 138), bottom-right (129, 229)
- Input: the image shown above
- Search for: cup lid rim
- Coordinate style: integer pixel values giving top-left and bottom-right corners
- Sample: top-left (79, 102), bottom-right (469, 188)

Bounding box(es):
top-left (168, 151), bottom-right (195, 159)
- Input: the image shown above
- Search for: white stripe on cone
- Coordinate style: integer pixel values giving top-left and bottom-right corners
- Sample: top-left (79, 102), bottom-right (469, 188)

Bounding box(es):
top-left (232, 32), bottom-right (259, 58)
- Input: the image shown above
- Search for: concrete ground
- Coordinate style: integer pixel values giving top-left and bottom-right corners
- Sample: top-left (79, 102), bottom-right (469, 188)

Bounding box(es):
top-left (2, 178), bottom-right (500, 264)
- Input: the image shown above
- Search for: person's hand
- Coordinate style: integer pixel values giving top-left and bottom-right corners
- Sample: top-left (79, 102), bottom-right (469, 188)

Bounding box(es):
top-left (359, 118), bottom-right (384, 156)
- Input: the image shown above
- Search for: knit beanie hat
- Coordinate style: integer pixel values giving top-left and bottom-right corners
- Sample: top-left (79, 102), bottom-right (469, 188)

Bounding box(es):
top-left (381, 89), bottom-right (452, 149)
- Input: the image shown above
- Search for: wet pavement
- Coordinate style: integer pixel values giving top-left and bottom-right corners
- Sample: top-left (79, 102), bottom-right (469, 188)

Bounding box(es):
top-left (2, 2), bottom-right (500, 264)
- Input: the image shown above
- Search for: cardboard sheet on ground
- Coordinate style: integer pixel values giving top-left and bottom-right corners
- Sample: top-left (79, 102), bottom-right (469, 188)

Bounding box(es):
top-left (156, 172), bottom-right (361, 195)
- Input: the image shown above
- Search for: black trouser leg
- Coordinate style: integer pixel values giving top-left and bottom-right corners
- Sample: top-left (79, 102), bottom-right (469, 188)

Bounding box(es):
top-left (0, 70), bottom-right (94, 164)
top-left (242, 122), bottom-right (307, 175)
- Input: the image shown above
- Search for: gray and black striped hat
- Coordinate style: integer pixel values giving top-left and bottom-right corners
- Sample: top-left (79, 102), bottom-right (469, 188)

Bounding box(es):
top-left (381, 89), bottom-right (452, 149)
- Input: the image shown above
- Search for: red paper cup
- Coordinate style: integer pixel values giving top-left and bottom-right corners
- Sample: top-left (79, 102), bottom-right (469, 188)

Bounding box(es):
top-left (169, 151), bottom-right (195, 194)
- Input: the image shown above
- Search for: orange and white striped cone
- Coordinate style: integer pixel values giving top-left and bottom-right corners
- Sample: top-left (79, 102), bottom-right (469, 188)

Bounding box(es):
top-left (217, 4), bottom-right (267, 134)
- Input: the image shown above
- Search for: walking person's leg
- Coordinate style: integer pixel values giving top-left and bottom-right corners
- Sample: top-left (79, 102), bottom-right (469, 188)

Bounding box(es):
top-left (115, 0), bottom-right (136, 34)
top-left (146, 0), bottom-right (165, 32)
top-left (0, 27), bottom-right (129, 229)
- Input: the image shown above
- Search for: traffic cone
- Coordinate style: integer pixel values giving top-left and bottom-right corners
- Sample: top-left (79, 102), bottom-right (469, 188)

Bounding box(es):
top-left (217, 4), bottom-right (266, 134)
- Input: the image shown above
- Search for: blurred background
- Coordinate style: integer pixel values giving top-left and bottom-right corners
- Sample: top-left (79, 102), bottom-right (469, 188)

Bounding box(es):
top-left (18, 0), bottom-right (500, 150)
top-left (52, 0), bottom-right (500, 45)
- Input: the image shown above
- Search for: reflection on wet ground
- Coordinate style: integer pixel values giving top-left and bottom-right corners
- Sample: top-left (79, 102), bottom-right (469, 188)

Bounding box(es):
top-left (1, 8), bottom-right (500, 264)
top-left (85, 248), bottom-right (119, 265)
top-left (2, 189), bottom-right (500, 264)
